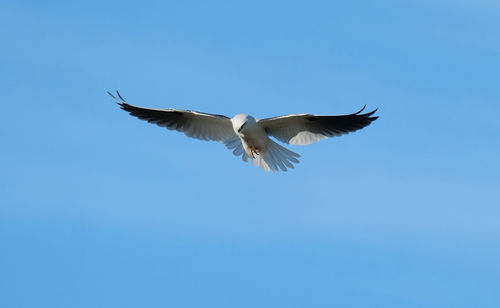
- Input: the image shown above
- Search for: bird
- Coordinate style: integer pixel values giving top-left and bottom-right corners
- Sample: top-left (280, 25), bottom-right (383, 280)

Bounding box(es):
top-left (109, 91), bottom-right (378, 172)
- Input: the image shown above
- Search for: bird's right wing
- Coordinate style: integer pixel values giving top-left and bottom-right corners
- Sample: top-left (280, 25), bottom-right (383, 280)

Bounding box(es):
top-left (110, 91), bottom-right (236, 142)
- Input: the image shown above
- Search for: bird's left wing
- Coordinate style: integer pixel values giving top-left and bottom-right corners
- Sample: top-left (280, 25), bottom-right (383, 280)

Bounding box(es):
top-left (258, 106), bottom-right (378, 145)
top-left (110, 91), bottom-right (236, 142)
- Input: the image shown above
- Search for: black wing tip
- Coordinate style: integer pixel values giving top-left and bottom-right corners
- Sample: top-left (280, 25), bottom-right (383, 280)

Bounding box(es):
top-left (353, 105), bottom-right (379, 116)
top-left (108, 90), bottom-right (132, 111)
top-left (107, 90), bottom-right (126, 102)
top-left (116, 91), bottom-right (125, 101)
top-left (356, 107), bottom-right (378, 119)
top-left (106, 91), bottom-right (116, 99)
top-left (118, 102), bottom-right (128, 110)
top-left (354, 105), bottom-right (367, 114)
top-left (364, 108), bottom-right (378, 117)
top-left (119, 102), bottom-right (136, 114)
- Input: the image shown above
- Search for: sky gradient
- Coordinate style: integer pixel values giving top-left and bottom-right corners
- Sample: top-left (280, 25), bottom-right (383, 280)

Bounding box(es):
top-left (1, 0), bottom-right (500, 307)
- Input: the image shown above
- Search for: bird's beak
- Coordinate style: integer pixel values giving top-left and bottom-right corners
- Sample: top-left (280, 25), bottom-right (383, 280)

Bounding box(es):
top-left (238, 121), bottom-right (247, 133)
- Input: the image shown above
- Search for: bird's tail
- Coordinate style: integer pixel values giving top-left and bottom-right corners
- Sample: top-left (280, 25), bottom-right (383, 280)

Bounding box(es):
top-left (253, 139), bottom-right (300, 172)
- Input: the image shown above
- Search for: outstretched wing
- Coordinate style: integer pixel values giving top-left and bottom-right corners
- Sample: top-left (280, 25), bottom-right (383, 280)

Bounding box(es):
top-left (110, 91), bottom-right (236, 142)
top-left (258, 106), bottom-right (378, 145)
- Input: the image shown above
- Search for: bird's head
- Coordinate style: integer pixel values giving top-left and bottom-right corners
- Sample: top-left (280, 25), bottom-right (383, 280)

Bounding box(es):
top-left (231, 114), bottom-right (256, 134)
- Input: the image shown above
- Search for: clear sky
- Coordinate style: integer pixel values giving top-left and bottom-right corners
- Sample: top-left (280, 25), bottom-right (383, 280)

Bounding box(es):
top-left (1, 0), bottom-right (499, 307)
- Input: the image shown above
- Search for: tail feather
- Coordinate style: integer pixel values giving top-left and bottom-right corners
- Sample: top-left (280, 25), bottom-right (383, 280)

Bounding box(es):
top-left (264, 146), bottom-right (279, 172)
top-left (252, 155), bottom-right (271, 171)
top-left (275, 144), bottom-right (297, 168)
top-left (271, 149), bottom-right (287, 171)
top-left (261, 139), bottom-right (300, 172)
top-left (225, 136), bottom-right (300, 172)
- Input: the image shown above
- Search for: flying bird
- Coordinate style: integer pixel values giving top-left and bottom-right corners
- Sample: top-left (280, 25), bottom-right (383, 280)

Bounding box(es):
top-left (109, 91), bottom-right (378, 172)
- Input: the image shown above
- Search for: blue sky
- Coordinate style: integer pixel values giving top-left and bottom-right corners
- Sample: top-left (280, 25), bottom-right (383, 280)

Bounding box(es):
top-left (1, 0), bottom-right (499, 307)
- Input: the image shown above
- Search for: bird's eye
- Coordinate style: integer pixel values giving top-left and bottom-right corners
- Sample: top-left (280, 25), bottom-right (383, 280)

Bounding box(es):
top-left (238, 122), bottom-right (247, 132)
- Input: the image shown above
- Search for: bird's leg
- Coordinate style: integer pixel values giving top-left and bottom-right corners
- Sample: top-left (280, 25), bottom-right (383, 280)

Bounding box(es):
top-left (243, 144), bottom-right (260, 159)
top-left (250, 146), bottom-right (261, 158)
top-left (243, 141), bottom-right (262, 159)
